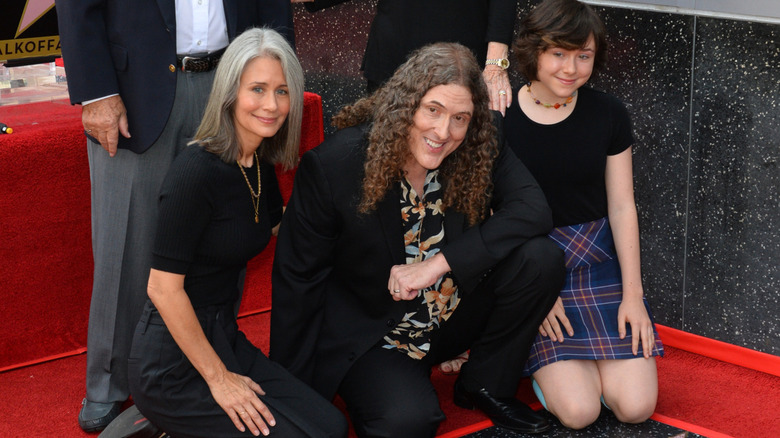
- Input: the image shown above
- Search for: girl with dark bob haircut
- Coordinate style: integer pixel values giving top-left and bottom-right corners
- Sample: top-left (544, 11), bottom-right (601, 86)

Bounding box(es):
top-left (513, 0), bottom-right (608, 82)
top-left (504, 0), bottom-right (664, 431)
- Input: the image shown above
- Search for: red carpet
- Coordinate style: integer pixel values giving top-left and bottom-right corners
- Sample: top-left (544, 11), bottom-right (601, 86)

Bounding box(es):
top-left (655, 346), bottom-right (780, 436)
top-left (1, 311), bottom-right (778, 437)
top-left (0, 100), bottom-right (93, 370)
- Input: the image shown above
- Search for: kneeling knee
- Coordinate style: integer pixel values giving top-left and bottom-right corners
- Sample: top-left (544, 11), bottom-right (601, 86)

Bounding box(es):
top-left (552, 399), bottom-right (601, 430)
top-left (360, 404), bottom-right (442, 437)
top-left (611, 400), bottom-right (655, 424)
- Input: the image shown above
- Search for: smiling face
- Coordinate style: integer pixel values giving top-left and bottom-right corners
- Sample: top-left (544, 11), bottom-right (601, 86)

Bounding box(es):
top-left (533, 35), bottom-right (596, 101)
top-left (233, 56), bottom-right (290, 151)
top-left (404, 84), bottom-right (474, 183)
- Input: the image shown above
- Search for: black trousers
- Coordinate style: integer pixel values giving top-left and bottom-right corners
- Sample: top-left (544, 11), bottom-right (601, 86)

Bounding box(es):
top-left (128, 302), bottom-right (348, 438)
top-left (338, 236), bottom-right (564, 438)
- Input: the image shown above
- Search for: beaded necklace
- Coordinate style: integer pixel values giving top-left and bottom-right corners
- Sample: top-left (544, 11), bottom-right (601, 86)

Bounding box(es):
top-left (526, 82), bottom-right (577, 109)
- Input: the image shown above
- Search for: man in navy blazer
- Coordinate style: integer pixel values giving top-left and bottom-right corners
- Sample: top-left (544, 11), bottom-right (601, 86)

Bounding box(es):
top-left (55, 0), bottom-right (294, 431)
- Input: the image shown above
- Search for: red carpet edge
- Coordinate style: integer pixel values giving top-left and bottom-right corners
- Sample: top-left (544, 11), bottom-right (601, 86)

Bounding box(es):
top-left (655, 324), bottom-right (780, 377)
top-left (650, 413), bottom-right (734, 438)
top-left (436, 420), bottom-right (493, 438)
top-left (0, 347), bottom-right (87, 374)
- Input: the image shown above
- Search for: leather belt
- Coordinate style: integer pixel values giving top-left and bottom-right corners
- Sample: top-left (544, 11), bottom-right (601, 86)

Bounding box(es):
top-left (176, 48), bottom-right (226, 73)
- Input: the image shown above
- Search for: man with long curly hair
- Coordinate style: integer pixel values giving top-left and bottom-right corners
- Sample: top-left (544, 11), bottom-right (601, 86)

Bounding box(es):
top-left (271, 43), bottom-right (564, 437)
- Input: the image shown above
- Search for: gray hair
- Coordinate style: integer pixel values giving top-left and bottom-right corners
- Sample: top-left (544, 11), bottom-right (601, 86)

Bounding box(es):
top-left (193, 27), bottom-right (303, 170)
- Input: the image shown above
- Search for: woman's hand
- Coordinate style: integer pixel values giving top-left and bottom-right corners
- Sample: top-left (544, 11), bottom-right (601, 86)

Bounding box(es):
top-left (482, 41), bottom-right (512, 115)
top-left (207, 370), bottom-right (276, 436)
top-left (388, 253), bottom-right (451, 301)
top-left (617, 295), bottom-right (655, 358)
top-left (483, 66), bottom-right (512, 115)
top-left (538, 297), bottom-right (573, 342)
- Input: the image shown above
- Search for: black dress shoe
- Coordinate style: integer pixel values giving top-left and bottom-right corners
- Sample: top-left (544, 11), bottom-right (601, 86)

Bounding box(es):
top-left (98, 405), bottom-right (168, 438)
top-left (78, 398), bottom-right (122, 432)
top-left (453, 379), bottom-right (551, 434)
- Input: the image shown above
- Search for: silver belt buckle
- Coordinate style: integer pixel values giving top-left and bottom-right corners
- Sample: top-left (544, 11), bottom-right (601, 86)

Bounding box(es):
top-left (181, 55), bottom-right (198, 72)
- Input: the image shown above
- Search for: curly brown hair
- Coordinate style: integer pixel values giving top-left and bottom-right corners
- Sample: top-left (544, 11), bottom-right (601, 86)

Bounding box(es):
top-left (332, 43), bottom-right (498, 226)
top-left (513, 0), bottom-right (607, 82)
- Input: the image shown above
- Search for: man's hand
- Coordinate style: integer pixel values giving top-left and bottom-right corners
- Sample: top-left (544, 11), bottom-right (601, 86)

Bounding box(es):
top-left (82, 95), bottom-right (131, 157)
top-left (387, 253), bottom-right (451, 301)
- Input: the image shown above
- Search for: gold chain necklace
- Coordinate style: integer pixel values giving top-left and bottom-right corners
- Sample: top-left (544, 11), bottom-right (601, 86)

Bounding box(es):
top-left (237, 151), bottom-right (261, 223)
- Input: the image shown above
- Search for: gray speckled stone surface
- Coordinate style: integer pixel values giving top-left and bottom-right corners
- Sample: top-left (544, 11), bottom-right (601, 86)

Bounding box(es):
top-left (684, 17), bottom-right (780, 353)
top-left (462, 410), bottom-right (702, 437)
top-left (465, 409), bottom-right (701, 438)
top-left (291, 1), bottom-right (780, 355)
top-left (293, 2), bottom-right (375, 135)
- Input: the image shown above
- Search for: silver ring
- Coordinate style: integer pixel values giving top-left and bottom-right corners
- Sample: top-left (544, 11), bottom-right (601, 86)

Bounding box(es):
top-left (498, 90), bottom-right (507, 96)
top-left (393, 289), bottom-right (400, 294)
top-left (85, 129), bottom-right (93, 133)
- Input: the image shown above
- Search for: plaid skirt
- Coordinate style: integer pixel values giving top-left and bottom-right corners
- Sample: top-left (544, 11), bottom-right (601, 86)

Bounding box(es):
top-left (523, 217), bottom-right (664, 376)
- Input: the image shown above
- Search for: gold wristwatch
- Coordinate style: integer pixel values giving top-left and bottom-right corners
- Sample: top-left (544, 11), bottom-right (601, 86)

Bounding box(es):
top-left (485, 58), bottom-right (510, 69)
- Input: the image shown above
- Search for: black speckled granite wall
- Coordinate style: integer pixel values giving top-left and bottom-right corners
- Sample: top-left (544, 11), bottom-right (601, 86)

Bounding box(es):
top-left (291, 1), bottom-right (779, 356)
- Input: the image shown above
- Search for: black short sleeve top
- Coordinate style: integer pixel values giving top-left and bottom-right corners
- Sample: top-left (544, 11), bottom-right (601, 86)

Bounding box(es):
top-left (504, 86), bottom-right (634, 227)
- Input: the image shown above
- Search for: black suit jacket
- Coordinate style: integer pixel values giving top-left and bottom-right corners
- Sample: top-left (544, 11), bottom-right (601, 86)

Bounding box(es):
top-left (270, 120), bottom-right (552, 399)
top-left (56, 0), bottom-right (294, 154)
top-left (306, 0), bottom-right (518, 84)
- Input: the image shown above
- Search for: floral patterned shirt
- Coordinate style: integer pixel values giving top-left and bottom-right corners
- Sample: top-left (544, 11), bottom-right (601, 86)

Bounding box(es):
top-left (382, 170), bottom-right (461, 359)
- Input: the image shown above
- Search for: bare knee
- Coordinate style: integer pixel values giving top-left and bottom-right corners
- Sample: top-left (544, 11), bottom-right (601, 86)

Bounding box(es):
top-left (609, 397), bottom-right (656, 424)
top-left (598, 356), bottom-right (658, 424)
top-left (549, 397), bottom-right (601, 430)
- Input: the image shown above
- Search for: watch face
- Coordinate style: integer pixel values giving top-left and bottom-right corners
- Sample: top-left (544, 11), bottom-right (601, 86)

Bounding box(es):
top-left (487, 58), bottom-right (510, 69)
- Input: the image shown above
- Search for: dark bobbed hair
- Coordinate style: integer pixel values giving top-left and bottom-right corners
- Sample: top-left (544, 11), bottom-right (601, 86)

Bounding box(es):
top-left (192, 28), bottom-right (304, 170)
top-left (513, 0), bottom-right (608, 81)
top-left (332, 43), bottom-right (498, 226)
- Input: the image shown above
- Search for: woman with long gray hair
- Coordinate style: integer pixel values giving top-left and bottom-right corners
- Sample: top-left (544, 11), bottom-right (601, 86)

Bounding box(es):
top-left (123, 28), bottom-right (347, 437)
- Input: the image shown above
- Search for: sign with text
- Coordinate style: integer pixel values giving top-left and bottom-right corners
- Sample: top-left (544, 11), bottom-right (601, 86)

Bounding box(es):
top-left (1, 1), bottom-right (59, 62)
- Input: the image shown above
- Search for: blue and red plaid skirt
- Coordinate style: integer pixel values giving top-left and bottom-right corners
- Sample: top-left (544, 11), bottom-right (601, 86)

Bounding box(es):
top-left (523, 217), bottom-right (664, 376)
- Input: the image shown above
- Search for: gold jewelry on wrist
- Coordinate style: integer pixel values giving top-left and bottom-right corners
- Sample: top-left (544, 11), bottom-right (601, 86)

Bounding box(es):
top-left (485, 58), bottom-right (510, 70)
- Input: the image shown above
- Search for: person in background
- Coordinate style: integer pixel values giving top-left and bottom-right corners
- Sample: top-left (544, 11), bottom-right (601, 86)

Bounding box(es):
top-left (56, 0), bottom-right (294, 431)
top-left (124, 28), bottom-right (347, 438)
top-left (295, 0), bottom-right (518, 116)
top-left (270, 42), bottom-right (564, 437)
top-left (504, 0), bottom-right (664, 429)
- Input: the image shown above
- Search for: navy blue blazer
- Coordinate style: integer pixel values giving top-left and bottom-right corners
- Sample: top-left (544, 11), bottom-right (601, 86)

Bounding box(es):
top-left (56, 0), bottom-right (294, 154)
